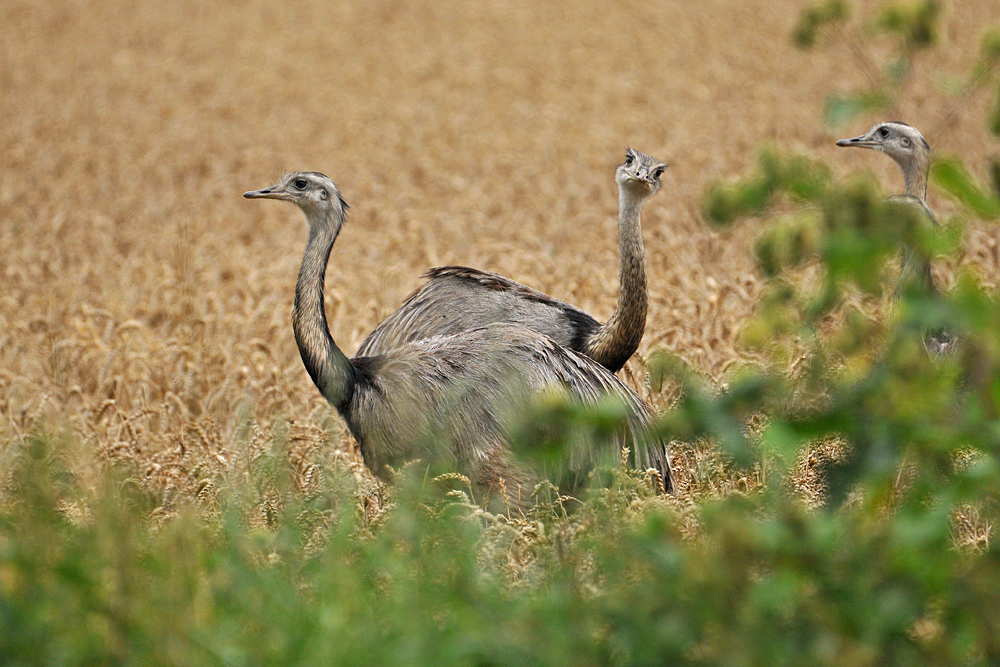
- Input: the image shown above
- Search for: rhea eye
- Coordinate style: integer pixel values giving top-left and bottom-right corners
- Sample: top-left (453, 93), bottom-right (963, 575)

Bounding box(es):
top-left (653, 167), bottom-right (664, 179)
top-left (624, 154), bottom-right (634, 166)
top-left (878, 127), bottom-right (890, 138)
top-left (294, 179), bottom-right (308, 190)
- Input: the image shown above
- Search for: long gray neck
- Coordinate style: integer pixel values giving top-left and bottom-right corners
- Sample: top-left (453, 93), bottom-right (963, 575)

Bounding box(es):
top-left (893, 153), bottom-right (935, 299)
top-left (292, 215), bottom-right (355, 410)
top-left (898, 152), bottom-right (929, 200)
top-left (585, 192), bottom-right (648, 371)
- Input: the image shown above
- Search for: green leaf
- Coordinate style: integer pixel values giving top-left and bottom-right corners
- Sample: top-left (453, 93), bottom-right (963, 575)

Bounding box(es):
top-left (872, 0), bottom-right (940, 50)
top-left (824, 90), bottom-right (891, 127)
top-left (972, 29), bottom-right (1000, 82)
top-left (793, 0), bottom-right (851, 48)
top-left (931, 157), bottom-right (1000, 219)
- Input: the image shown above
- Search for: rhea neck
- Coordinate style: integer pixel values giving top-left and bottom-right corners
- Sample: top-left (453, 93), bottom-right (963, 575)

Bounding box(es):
top-left (586, 184), bottom-right (650, 371)
top-left (292, 206), bottom-right (356, 410)
top-left (890, 150), bottom-right (935, 297)
top-left (894, 150), bottom-right (930, 201)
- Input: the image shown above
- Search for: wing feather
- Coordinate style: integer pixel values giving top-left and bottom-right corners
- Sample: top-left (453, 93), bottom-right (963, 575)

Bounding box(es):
top-left (355, 266), bottom-right (600, 358)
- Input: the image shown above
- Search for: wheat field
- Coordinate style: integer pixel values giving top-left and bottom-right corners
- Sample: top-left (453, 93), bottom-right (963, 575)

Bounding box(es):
top-left (2, 0), bottom-right (1000, 502)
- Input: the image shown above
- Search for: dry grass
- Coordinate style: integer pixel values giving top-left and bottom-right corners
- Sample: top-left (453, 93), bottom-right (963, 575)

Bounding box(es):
top-left (2, 0), bottom-right (1000, 502)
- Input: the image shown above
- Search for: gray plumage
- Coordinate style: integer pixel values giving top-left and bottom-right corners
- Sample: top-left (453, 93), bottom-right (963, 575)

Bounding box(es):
top-left (355, 148), bottom-right (668, 373)
top-left (837, 121), bottom-right (956, 356)
top-left (244, 172), bottom-right (673, 509)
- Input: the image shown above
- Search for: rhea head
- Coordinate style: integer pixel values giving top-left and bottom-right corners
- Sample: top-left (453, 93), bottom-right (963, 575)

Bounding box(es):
top-left (616, 148), bottom-right (667, 199)
top-left (244, 172), bottom-right (349, 228)
top-left (836, 121), bottom-right (931, 198)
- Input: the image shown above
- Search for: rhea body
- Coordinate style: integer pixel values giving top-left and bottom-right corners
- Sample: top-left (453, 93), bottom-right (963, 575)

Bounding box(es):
top-left (837, 121), bottom-right (954, 355)
top-left (244, 172), bottom-right (673, 506)
top-left (355, 148), bottom-right (667, 373)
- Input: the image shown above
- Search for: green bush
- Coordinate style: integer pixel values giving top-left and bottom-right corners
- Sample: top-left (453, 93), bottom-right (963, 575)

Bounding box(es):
top-left (5, 4), bottom-right (1000, 664)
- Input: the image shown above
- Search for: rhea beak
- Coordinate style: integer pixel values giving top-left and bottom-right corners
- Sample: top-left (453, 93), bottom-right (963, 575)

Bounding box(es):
top-left (628, 169), bottom-right (660, 186)
top-left (243, 186), bottom-right (290, 200)
top-left (836, 133), bottom-right (880, 149)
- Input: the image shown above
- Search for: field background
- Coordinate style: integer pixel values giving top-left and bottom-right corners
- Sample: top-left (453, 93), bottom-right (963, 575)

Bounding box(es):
top-left (3, 0), bottom-right (1000, 500)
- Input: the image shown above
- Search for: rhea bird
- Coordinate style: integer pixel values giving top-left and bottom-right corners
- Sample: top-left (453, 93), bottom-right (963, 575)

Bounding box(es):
top-left (836, 121), bottom-right (956, 356)
top-left (354, 148), bottom-right (667, 373)
top-left (244, 171), bottom-right (674, 506)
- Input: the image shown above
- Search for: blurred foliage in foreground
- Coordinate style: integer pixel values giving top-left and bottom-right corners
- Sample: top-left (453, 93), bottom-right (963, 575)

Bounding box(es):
top-left (794, 0), bottom-right (1000, 131)
top-left (4, 151), bottom-right (1000, 665)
